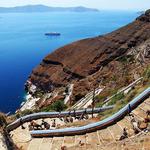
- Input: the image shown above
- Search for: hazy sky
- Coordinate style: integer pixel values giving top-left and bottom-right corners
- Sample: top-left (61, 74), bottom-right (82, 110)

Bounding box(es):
top-left (0, 0), bottom-right (150, 11)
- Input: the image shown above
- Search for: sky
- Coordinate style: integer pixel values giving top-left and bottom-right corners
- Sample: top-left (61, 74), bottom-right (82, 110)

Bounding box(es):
top-left (0, 0), bottom-right (150, 11)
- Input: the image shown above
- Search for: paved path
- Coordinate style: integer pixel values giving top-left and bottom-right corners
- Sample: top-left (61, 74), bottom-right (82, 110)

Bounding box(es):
top-left (0, 133), bottom-right (8, 150)
top-left (11, 97), bottom-right (150, 150)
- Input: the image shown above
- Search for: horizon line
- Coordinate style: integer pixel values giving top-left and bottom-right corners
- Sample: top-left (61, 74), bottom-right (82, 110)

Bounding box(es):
top-left (0, 4), bottom-right (147, 12)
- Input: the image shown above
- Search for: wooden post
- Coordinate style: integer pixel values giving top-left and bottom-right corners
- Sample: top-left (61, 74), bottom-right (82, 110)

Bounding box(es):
top-left (73, 109), bottom-right (76, 119)
top-left (92, 88), bottom-right (96, 118)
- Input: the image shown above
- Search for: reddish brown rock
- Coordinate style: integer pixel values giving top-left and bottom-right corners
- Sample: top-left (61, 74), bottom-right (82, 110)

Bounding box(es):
top-left (28, 10), bottom-right (150, 104)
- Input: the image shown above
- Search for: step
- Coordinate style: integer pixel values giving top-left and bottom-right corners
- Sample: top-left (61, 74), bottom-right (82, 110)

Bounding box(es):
top-left (132, 108), bottom-right (146, 120)
top-left (86, 132), bottom-right (102, 150)
top-left (143, 136), bottom-right (150, 150)
top-left (27, 138), bottom-right (42, 150)
top-left (144, 101), bottom-right (150, 107)
top-left (98, 128), bottom-right (115, 145)
top-left (117, 118), bottom-right (134, 137)
top-left (62, 136), bottom-right (75, 150)
top-left (108, 124), bottom-right (123, 141)
top-left (75, 134), bottom-right (86, 150)
top-left (117, 141), bottom-right (143, 150)
top-left (100, 142), bottom-right (117, 150)
top-left (139, 103), bottom-right (150, 113)
top-left (51, 137), bottom-right (64, 150)
top-left (39, 138), bottom-right (53, 150)
top-left (145, 98), bottom-right (150, 103)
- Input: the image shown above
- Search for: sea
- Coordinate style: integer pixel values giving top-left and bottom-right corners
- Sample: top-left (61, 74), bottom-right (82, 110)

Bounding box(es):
top-left (0, 11), bottom-right (139, 113)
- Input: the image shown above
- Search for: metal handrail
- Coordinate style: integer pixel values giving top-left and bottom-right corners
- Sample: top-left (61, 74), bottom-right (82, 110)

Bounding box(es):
top-left (7, 106), bottom-right (113, 132)
top-left (30, 87), bottom-right (150, 137)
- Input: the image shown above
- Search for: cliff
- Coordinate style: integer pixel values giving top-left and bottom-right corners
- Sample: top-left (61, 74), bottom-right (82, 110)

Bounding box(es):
top-left (28, 10), bottom-right (150, 106)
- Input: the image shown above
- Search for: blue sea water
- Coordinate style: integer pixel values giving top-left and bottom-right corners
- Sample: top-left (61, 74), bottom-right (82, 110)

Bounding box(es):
top-left (0, 11), bottom-right (139, 113)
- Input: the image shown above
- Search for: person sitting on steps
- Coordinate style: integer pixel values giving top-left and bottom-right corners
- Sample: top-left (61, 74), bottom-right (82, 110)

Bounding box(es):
top-left (41, 119), bottom-right (50, 130)
top-left (144, 110), bottom-right (150, 123)
top-left (119, 128), bottom-right (128, 140)
top-left (30, 120), bottom-right (42, 130)
top-left (52, 119), bottom-right (56, 128)
top-left (130, 115), bottom-right (142, 134)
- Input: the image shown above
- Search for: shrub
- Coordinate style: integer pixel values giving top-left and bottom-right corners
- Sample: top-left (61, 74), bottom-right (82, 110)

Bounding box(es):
top-left (18, 109), bottom-right (33, 117)
top-left (146, 67), bottom-right (150, 78)
top-left (42, 100), bottom-right (67, 112)
top-left (107, 92), bottom-right (125, 105)
top-left (0, 113), bottom-right (7, 127)
top-left (74, 93), bottom-right (84, 102)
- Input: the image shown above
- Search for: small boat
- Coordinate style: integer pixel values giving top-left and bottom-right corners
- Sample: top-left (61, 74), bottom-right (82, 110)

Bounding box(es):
top-left (45, 32), bottom-right (61, 36)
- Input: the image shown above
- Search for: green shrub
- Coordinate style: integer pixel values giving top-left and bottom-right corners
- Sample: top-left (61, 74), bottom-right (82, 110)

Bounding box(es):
top-left (124, 90), bottom-right (137, 103)
top-left (146, 67), bottom-right (150, 78)
top-left (18, 109), bottom-right (33, 117)
top-left (42, 100), bottom-right (67, 112)
top-left (107, 92), bottom-right (125, 105)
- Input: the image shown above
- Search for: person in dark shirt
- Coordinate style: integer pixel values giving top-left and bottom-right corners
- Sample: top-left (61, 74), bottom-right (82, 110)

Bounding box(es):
top-left (119, 128), bottom-right (128, 140)
top-left (41, 119), bottom-right (50, 130)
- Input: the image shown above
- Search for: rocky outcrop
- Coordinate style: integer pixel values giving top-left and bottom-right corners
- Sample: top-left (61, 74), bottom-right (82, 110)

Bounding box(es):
top-left (0, 113), bottom-right (17, 150)
top-left (28, 10), bottom-right (150, 105)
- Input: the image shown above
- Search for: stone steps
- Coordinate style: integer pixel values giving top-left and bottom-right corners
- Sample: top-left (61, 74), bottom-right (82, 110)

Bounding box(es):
top-left (143, 136), bottom-right (150, 150)
top-left (75, 134), bottom-right (86, 150)
top-left (108, 124), bottom-right (123, 141)
top-left (27, 138), bottom-right (42, 150)
top-left (86, 132), bottom-right (102, 150)
top-left (145, 98), bottom-right (150, 103)
top-left (139, 103), bottom-right (150, 112)
top-left (97, 128), bottom-right (115, 145)
top-left (62, 136), bottom-right (75, 150)
top-left (133, 107), bottom-right (146, 120)
top-left (39, 138), bottom-right (53, 150)
top-left (117, 117), bottom-right (134, 137)
top-left (51, 137), bottom-right (64, 150)
top-left (24, 98), bottom-right (150, 150)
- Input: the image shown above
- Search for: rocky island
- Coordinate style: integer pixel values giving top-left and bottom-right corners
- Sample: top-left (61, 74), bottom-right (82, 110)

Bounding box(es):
top-left (0, 5), bottom-right (99, 13)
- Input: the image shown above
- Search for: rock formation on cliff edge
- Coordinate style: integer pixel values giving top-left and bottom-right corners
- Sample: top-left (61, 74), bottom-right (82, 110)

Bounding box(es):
top-left (28, 10), bottom-right (150, 106)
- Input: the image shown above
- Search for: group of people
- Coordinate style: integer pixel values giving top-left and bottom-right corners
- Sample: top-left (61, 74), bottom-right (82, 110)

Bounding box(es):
top-left (61, 111), bottom-right (89, 123)
top-left (119, 110), bottom-right (150, 141)
top-left (28, 119), bottom-right (56, 131)
top-left (19, 110), bottom-right (90, 131)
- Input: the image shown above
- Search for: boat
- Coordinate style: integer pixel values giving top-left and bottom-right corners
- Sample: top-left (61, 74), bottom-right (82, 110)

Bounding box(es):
top-left (45, 32), bottom-right (61, 36)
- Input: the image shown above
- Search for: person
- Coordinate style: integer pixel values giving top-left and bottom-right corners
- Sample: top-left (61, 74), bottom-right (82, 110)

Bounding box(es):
top-left (73, 109), bottom-right (76, 119)
top-left (20, 118), bottom-right (25, 129)
top-left (69, 116), bottom-right (73, 123)
top-left (30, 120), bottom-right (42, 130)
top-left (41, 119), bottom-right (50, 130)
top-left (131, 118), bottom-right (141, 134)
top-left (127, 104), bottom-right (132, 115)
top-left (52, 119), bottom-right (56, 128)
top-left (64, 116), bottom-right (69, 123)
top-left (79, 113), bottom-right (83, 120)
top-left (61, 146), bottom-right (67, 150)
top-left (28, 124), bottom-right (33, 131)
top-left (59, 112), bottom-right (63, 121)
top-left (119, 128), bottom-right (128, 140)
top-left (84, 109), bottom-right (88, 120)
top-left (137, 110), bottom-right (150, 132)
top-left (145, 110), bottom-right (150, 122)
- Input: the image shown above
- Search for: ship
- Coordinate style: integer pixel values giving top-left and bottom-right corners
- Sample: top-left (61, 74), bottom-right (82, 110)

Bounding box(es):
top-left (45, 32), bottom-right (61, 36)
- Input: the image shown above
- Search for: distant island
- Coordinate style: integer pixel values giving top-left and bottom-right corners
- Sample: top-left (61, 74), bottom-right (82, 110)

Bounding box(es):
top-left (0, 5), bottom-right (99, 13)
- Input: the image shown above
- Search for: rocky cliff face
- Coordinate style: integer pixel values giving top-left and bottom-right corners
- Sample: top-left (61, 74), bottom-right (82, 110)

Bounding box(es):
top-left (28, 10), bottom-right (150, 105)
